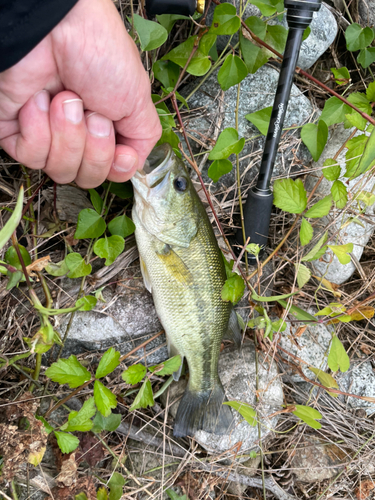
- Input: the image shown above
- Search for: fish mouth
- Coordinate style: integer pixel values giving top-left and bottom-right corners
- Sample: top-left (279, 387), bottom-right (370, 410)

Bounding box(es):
top-left (132, 144), bottom-right (174, 200)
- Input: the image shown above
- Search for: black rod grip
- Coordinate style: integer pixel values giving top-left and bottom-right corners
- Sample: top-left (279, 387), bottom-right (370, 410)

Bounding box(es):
top-left (146, 0), bottom-right (196, 16)
top-left (236, 187), bottom-right (273, 255)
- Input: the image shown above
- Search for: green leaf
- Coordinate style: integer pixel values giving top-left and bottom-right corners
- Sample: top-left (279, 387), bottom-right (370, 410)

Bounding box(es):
top-left (322, 158), bottom-right (341, 181)
top-left (93, 235), bottom-right (124, 266)
top-left (277, 299), bottom-right (318, 323)
top-left (103, 182), bottom-right (133, 199)
top-left (45, 259), bottom-right (70, 277)
top-left (358, 46), bottom-right (375, 69)
top-left (223, 400), bottom-right (256, 426)
top-left (76, 295), bottom-right (97, 311)
top-left (94, 380), bottom-right (117, 417)
top-left (129, 378), bottom-right (154, 411)
top-left (252, 290), bottom-right (298, 302)
top-left (88, 189), bottom-right (103, 214)
top-left (166, 490), bottom-right (187, 500)
top-left (273, 178), bottom-right (307, 214)
top-left (0, 186), bottom-right (23, 252)
top-left (60, 397), bottom-right (96, 432)
top-left (153, 60), bottom-right (180, 89)
top-left (331, 67), bottom-right (350, 86)
top-left (209, 128), bottom-right (245, 160)
top-left (264, 25), bottom-right (288, 54)
top-left (328, 335), bottom-right (350, 373)
top-left (156, 13), bottom-right (189, 33)
top-left (5, 244), bottom-right (31, 270)
top-left (96, 348), bottom-right (121, 379)
top-left (162, 36), bottom-right (211, 77)
top-left (320, 97), bottom-right (352, 127)
top-left (65, 253), bottom-right (92, 279)
top-left (327, 243), bottom-right (353, 265)
top-left (244, 16), bottom-right (266, 38)
top-left (240, 35), bottom-right (269, 74)
top-left (92, 412), bottom-right (122, 433)
top-left (221, 274), bottom-right (245, 304)
top-left (301, 120), bottom-right (328, 162)
top-left (149, 355), bottom-right (182, 376)
top-left (305, 195), bottom-right (332, 218)
top-left (54, 431), bottom-right (80, 454)
top-left (366, 81), bottom-right (375, 102)
top-left (217, 54), bottom-right (248, 91)
top-left (345, 92), bottom-right (372, 131)
top-left (345, 23), bottom-right (374, 51)
top-left (75, 494), bottom-right (88, 500)
top-left (250, 0), bottom-right (281, 16)
top-left (108, 214), bottom-right (136, 238)
top-left (344, 134), bottom-right (369, 179)
top-left (295, 263), bottom-right (311, 288)
top-left (292, 405), bottom-right (322, 429)
top-left (353, 127), bottom-right (375, 179)
top-left (246, 243), bottom-right (261, 257)
top-left (301, 231), bottom-right (328, 262)
top-left (45, 355), bottom-right (91, 388)
top-left (36, 415), bottom-right (54, 434)
top-left (271, 318), bottom-right (286, 332)
top-left (199, 33), bottom-right (217, 56)
top-left (207, 159), bottom-right (233, 182)
top-left (108, 472), bottom-right (125, 500)
top-left (122, 364), bottom-right (147, 385)
top-left (97, 487), bottom-right (108, 500)
top-left (308, 367), bottom-right (339, 397)
top-left (300, 218), bottom-right (313, 246)
top-left (331, 180), bottom-right (348, 209)
top-left (245, 106), bottom-right (272, 136)
top-left (133, 14), bottom-right (168, 51)
top-left (354, 190), bottom-right (375, 206)
top-left (209, 3), bottom-right (240, 35)
top-left (74, 208), bottom-right (106, 239)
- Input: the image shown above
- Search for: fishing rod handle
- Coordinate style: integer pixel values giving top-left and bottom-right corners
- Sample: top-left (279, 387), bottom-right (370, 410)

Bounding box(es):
top-left (146, 0), bottom-right (204, 16)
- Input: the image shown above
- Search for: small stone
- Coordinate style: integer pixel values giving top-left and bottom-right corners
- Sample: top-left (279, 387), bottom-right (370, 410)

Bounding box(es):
top-left (305, 125), bottom-right (375, 285)
top-left (57, 265), bottom-right (168, 366)
top-left (278, 307), bottom-right (333, 382)
top-left (338, 361), bottom-right (375, 415)
top-left (289, 435), bottom-right (347, 482)
top-left (162, 342), bottom-right (283, 455)
top-left (358, 0), bottom-right (375, 28)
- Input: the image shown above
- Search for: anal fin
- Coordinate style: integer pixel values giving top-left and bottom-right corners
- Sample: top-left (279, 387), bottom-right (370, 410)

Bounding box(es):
top-left (223, 308), bottom-right (243, 347)
top-left (139, 256), bottom-right (152, 293)
top-left (167, 338), bottom-right (184, 381)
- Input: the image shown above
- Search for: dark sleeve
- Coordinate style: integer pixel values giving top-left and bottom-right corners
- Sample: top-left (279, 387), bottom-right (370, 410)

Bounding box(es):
top-left (0, 0), bottom-right (79, 72)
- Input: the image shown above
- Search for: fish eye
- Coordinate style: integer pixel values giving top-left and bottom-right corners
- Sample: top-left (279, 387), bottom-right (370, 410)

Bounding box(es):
top-left (173, 176), bottom-right (188, 193)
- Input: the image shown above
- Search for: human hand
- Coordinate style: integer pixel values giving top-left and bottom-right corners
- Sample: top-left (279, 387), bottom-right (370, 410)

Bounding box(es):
top-left (0, 0), bottom-right (162, 188)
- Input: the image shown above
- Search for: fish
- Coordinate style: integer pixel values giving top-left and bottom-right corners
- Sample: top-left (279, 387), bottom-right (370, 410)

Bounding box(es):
top-left (131, 143), bottom-right (241, 438)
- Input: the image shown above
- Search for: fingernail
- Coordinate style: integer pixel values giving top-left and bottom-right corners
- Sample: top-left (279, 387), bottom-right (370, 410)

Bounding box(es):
top-left (63, 98), bottom-right (83, 124)
top-left (34, 90), bottom-right (50, 112)
top-left (87, 112), bottom-right (112, 138)
top-left (113, 154), bottom-right (137, 173)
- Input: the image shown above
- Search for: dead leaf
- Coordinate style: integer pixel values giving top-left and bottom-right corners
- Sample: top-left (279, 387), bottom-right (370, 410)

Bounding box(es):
top-left (26, 255), bottom-right (51, 276)
top-left (313, 276), bottom-right (341, 297)
top-left (356, 479), bottom-right (375, 500)
top-left (56, 453), bottom-right (78, 487)
top-left (76, 432), bottom-right (105, 467)
top-left (295, 325), bottom-right (307, 337)
top-left (360, 344), bottom-right (372, 355)
top-left (347, 306), bottom-right (374, 321)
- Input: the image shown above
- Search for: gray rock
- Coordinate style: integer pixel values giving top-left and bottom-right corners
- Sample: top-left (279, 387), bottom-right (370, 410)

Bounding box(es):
top-left (305, 125), bottom-right (375, 285)
top-left (338, 360), bottom-right (375, 415)
top-left (289, 435), bottom-right (347, 482)
top-left (42, 185), bottom-right (92, 223)
top-left (358, 0), bottom-right (375, 28)
top-left (278, 307), bottom-right (333, 382)
top-left (162, 342), bottom-right (283, 455)
top-left (183, 65), bottom-right (315, 191)
top-left (207, 2), bottom-right (337, 69)
top-left (226, 455), bottom-right (260, 497)
top-left (58, 266), bottom-right (168, 366)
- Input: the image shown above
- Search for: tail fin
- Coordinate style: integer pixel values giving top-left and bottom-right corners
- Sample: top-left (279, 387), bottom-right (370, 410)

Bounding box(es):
top-left (173, 381), bottom-right (234, 438)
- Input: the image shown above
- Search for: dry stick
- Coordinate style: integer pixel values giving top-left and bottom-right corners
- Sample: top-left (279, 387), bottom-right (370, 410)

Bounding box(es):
top-left (119, 330), bottom-right (164, 363)
top-left (240, 19), bottom-right (375, 126)
top-left (44, 379), bottom-right (92, 419)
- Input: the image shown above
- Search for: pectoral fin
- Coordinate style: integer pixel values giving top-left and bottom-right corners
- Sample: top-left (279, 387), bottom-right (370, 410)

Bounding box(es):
top-left (139, 256), bottom-right (152, 293)
top-left (156, 244), bottom-right (193, 286)
top-left (167, 338), bottom-right (184, 381)
top-left (224, 308), bottom-right (242, 347)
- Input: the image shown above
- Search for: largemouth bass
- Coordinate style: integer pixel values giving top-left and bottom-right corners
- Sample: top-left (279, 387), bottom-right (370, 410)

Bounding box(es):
top-left (131, 144), bottom-right (241, 438)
